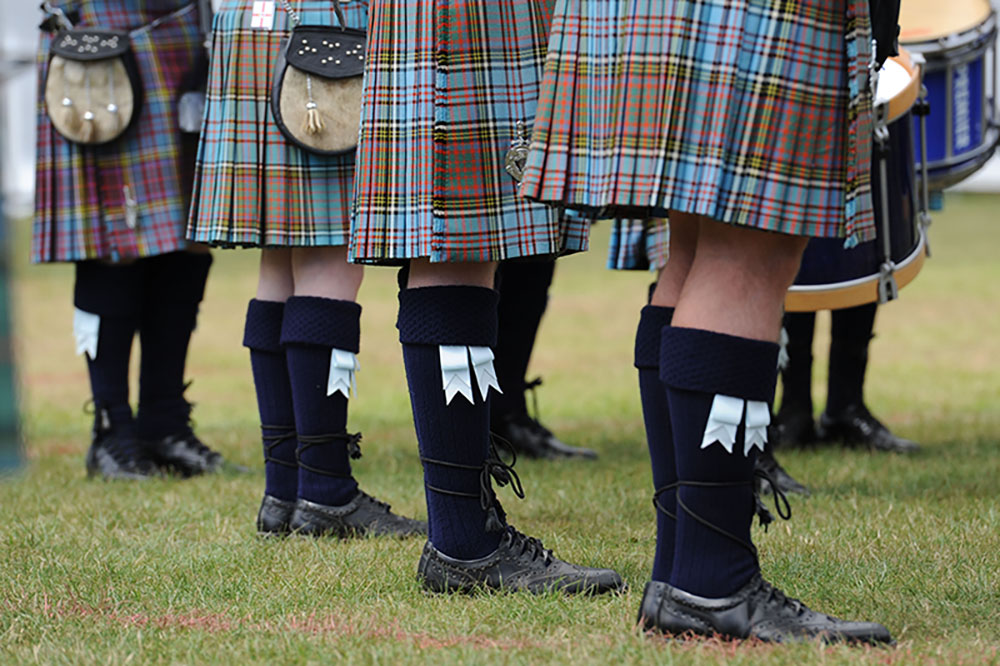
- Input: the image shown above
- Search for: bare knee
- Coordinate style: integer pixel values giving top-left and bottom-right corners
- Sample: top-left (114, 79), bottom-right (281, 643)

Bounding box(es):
top-left (257, 248), bottom-right (293, 301)
top-left (406, 258), bottom-right (497, 289)
top-left (291, 246), bottom-right (364, 301)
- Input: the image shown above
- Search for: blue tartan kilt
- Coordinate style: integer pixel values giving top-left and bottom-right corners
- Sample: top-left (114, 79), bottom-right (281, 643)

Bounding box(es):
top-left (350, 0), bottom-right (590, 265)
top-left (186, 0), bottom-right (365, 248)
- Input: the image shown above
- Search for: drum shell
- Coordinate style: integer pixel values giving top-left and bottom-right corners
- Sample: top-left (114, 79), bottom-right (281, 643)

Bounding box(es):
top-left (904, 12), bottom-right (998, 188)
top-left (790, 108), bottom-right (919, 308)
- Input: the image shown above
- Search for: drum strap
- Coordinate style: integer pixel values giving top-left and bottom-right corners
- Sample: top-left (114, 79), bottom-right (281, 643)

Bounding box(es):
top-left (870, 0), bottom-right (902, 67)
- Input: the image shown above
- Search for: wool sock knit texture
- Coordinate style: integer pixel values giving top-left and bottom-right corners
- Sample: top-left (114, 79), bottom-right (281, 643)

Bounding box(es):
top-left (492, 259), bottom-right (555, 422)
top-left (136, 252), bottom-right (213, 440)
top-left (827, 302), bottom-right (877, 415)
top-left (399, 286), bottom-right (501, 560)
top-left (243, 299), bottom-right (298, 502)
top-left (634, 305), bottom-right (675, 582)
top-left (661, 327), bottom-right (779, 598)
top-left (281, 296), bottom-right (361, 507)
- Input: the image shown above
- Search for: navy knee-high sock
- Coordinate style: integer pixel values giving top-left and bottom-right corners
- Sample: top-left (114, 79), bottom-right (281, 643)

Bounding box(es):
top-left (398, 286), bottom-right (503, 560)
top-left (136, 251), bottom-right (213, 440)
top-left (661, 327), bottom-right (779, 598)
top-left (634, 305), bottom-right (675, 582)
top-left (74, 261), bottom-right (143, 432)
top-left (281, 296), bottom-right (360, 507)
top-left (827, 303), bottom-right (877, 416)
top-left (243, 299), bottom-right (298, 502)
top-left (779, 311), bottom-right (816, 418)
top-left (492, 259), bottom-right (555, 423)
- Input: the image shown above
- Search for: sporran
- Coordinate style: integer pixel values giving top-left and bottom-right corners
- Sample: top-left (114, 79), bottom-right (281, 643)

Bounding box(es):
top-left (271, 0), bottom-right (365, 156)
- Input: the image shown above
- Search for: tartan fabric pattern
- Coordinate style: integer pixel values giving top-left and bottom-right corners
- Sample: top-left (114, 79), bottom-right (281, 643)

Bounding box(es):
top-left (350, 0), bottom-right (590, 265)
top-left (521, 0), bottom-right (876, 243)
top-left (33, 1), bottom-right (203, 264)
top-left (187, 0), bottom-right (365, 248)
top-left (607, 217), bottom-right (670, 271)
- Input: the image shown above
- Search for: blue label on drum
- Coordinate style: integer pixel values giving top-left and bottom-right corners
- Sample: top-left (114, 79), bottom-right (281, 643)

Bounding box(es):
top-left (952, 59), bottom-right (983, 155)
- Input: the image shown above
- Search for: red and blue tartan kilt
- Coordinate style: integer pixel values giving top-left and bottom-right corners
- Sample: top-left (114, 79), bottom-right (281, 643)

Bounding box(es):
top-left (607, 218), bottom-right (669, 271)
top-left (32, 1), bottom-right (204, 264)
top-left (187, 0), bottom-right (365, 248)
top-left (521, 0), bottom-right (877, 245)
top-left (350, 0), bottom-right (590, 265)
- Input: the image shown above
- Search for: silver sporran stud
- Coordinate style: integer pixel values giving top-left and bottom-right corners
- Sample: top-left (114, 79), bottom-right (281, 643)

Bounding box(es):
top-left (504, 120), bottom-right (531, 182)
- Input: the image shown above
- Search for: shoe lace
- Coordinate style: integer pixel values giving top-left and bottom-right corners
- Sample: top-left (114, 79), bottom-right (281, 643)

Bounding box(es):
top-left (420, 435), bottom-right (525, 533)
top-left (521, 377), bottom-right (555, 437)
top-left (759, 578), bottom-right (806, 616)
top-left (503, 525), bottom-right (554, 565)
top-left (356, 489), bottom-right (391, 513)
top-left (296, 432), bottom-right (363, 478)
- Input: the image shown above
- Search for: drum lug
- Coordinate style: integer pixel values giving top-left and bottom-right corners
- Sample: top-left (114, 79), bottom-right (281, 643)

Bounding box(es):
top-left (919, 211), bottom-right (933, 258)
top-left (878, 263), bottom-right (899, 304)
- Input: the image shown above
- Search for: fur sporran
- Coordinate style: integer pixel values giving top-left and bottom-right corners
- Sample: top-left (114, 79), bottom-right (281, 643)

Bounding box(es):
top-left (44, 29), bottom-right (142, 145)
top-left (271, 1), bottom-right (365, 156)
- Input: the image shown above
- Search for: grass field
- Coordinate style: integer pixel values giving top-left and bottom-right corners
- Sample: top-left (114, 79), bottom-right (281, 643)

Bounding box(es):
top-left (2, 194), bottom-right (999, 664)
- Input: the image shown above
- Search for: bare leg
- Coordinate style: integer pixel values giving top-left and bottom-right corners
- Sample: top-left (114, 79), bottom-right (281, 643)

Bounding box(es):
top-left (256, 248), bottom-right (294, 302)
top-left (673, 218), bottom-right (808, 341)
top-left (650, 214), bottom-right (699, 308)
top-left (291, 246), bottom-right (364, 301)
top-left (408, 257), bottom-right (497, 288)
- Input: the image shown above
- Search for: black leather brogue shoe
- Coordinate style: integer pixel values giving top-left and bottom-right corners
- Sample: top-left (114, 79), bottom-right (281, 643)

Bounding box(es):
top-left (257, 494), bottom-right (296, 536)
top-left (86, 410), bottom-right (159, 481)
top-left (147, 430), bottom-right (224, 477)
top-left (417, 526), bottom-right (625, 595)
top-left (493, 413), bottom-right (598, 460)
top-left (773, 411), bottom-right (820, 448)
top-left (818, 404), bottom-right (920, 454)
top-left (638, 574), bottom-right (893, 645)
top-left (85, 434), bottom-right (160, 480)
top-left (289, 491), bottom-right (427, 538)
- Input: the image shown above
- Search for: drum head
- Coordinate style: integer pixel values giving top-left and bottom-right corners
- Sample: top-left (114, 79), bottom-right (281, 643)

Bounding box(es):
top-left (875, 49), bottom-right (920, 124)
top-left (900, 0), bottom-right (993, 43)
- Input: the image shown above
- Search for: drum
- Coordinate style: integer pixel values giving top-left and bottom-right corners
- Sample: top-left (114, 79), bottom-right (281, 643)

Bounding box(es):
top-left (899, 0), bottom-right (999, 189)
top-left (786, 49), bottom-right (929, 313)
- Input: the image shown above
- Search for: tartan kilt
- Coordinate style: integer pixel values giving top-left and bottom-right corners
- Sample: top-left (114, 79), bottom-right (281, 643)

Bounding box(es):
top-left (521, 0), bottom-right (877, 245)
top-left (350, 0), bottom-right (590, 265)
top-left (607, 218), bottom-right (669, 271)
top-left (187, 0), bottom-right (365, 248)
top-left (32, 1), bottom-right (203, 264)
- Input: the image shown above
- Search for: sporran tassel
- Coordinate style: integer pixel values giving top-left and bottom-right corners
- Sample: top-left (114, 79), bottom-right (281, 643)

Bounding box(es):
top-left (303, 75), bottom-right (323, 135)
top-left (59, 99), bottom-right (82, 133)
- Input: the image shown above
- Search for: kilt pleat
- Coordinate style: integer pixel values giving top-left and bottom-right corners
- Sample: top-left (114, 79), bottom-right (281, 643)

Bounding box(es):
top-left (521, 0), bottom-right (876, 244)
top-left (32, 0), bottom-right (203, 263)
top-left (607, 218), bottom-right (670, 271)
top-left (186, 0), bottom-right (365, 248)
top-left (350, 0), bottom-right (589, 265)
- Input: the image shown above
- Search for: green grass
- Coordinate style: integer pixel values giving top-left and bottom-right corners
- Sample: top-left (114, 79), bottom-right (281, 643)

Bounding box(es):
top-left (2, 193), bottom-right (999, 664)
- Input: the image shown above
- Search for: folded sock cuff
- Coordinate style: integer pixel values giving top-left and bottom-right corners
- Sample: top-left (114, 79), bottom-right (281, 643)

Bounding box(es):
top-left (243, 299), bottom-right (286, 352)
top-left (74, 260), bottom-right (144, 317)
top-left (634, 306), bottom-right (674, 369)
top-left (397, 286), bottom-right (499, 346)
top-left (660, 327), bottom-right (779, 402)
top-left (280, 296), bottom-right (362, 352)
